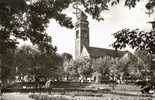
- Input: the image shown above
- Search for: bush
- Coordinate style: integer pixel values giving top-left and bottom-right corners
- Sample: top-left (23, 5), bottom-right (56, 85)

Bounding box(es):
top-left (29, 94), bottom-right (73, 100)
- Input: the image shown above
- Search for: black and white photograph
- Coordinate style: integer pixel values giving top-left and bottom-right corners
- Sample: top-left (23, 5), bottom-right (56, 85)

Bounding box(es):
top-left (0, 0), bottom-right (155, 100)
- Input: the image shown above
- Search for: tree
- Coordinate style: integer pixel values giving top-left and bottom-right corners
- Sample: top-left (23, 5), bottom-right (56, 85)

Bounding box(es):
top-left (63, 57), bottom-right (93, 81)
top-left (112, 29), bottom-right (155, 51)
top-left (134, 50), bottom-right (152, 80)
top-left (92, 56), bottom-right (112, 80)
top-left (0, 0), bottom-right (154, 54)
top-left (1, 49), bottom-right (15, 85)
top-left (0, 0), bottom-right (74, 57)
top-left (61, 53), bottom-right (73, 62)
top-left (1, 0), bottom-right (154, 86)
top-left (63, 59), bottom-right (79, 80)
top-left (72, 0), bottom-right (155, 20)
top-left (14, 45), bottom-right (36, 82)
top-left (1, 0), bottom-right (154, 54)
top-left (117, 54), bottom-right (137, 81)
top-left (135, 50), bottom-right (152, 68)
top-left (0, 0), bottom-right (74, 53)
top-left (75, 57), bottom-right (93, 80)
top-left (111, 28), bottom-right (155, 81)
top-left (91, 54), bottom-right (142, 83)
top-left (0, 0), bottom-right (74, 86)
top-left (62, 53), bottom-right (73, 80)
top-left (13, 45), bottom-right (63, 87)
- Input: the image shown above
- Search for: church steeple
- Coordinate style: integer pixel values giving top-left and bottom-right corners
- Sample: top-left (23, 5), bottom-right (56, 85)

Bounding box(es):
top-left (75, 12), bottom-right (89, 59)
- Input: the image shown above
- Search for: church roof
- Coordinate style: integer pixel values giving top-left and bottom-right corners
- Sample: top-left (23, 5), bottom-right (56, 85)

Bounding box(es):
top-left (87, 47), bottom-right (129, 58)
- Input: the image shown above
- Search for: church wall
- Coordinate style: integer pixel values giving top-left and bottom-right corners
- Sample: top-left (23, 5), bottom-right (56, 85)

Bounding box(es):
top-left (75, 39), bottom-right (81, 59)
top-left (80, 46), bottom-right (90, 58)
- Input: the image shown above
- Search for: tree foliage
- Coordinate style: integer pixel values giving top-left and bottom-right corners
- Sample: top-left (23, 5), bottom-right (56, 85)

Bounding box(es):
top-left (5, 45), bottom-right (63, 86)
top-left (73, 0), bottom-right (155, 21)
top-left (0, 0), bottom-right (73, 84)
top-left (0, 0), bottom-right (154, 54)
top-left (63, 57), bottom-right (93, 81)
top-left (75, 57), bottom-right (93, 79)
top-left (1, 0), bottom-right (155, 86)
top-left (0, 0), bottom-right (74, 55)
top-left (112, 29), bottom-right (155, 52)
top-left (1, 49), bottom-right (15, 84)
top-left (134, 50), bottom-right (153, 79)
top-left (92, 56), bottom-right (112, 79)
top-left (92, 54), bottom-right (149, 82)
top-left (61, 53), bottom-right (73, 62)
top-left (63, 59), bottom-right (79, 80)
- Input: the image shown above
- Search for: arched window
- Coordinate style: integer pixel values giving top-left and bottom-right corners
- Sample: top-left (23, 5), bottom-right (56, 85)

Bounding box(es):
top-left (76, 30), bottom-right (79, 39)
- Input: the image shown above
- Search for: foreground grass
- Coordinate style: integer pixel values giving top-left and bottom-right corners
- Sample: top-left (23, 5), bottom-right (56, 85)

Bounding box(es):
top-left (29, 93), bottom-right (154, 100)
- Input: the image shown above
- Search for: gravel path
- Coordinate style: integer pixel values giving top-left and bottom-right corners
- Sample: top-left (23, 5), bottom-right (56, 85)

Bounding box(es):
top-left (1, 93), bottom-right (34, 100)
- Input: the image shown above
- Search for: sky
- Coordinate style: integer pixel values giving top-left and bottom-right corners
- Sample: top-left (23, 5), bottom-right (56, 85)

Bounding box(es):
top-left (21, 0), bottom-right (155, 58)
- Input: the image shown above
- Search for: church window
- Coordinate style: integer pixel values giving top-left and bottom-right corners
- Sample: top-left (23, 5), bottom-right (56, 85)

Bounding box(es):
top-left (76, 30), bottom-right (79, 39)
top-left (84, 34), bottom-right (88, 38)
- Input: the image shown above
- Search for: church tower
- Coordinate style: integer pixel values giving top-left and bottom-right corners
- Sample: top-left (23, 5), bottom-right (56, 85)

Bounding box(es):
top-left (75, 12), bottom-right (89, 59)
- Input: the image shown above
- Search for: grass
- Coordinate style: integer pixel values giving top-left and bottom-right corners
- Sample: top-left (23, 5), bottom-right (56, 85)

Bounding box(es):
top-left (29, 93), bottom-right (154, 100)
top-left (3, 83), bottom-right (153, 100)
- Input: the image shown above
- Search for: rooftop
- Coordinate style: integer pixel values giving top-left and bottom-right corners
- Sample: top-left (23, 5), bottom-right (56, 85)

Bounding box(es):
top-left (87, 46), bottom-right (129, 58)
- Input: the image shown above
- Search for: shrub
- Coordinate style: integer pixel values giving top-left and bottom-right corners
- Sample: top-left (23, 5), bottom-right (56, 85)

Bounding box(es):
top-left (29, 94), bottom-right (73, 100)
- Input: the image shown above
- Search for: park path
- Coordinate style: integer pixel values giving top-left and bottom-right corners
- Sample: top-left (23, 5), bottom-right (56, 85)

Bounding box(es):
top-left (1, 93), bottom-right (34, 100)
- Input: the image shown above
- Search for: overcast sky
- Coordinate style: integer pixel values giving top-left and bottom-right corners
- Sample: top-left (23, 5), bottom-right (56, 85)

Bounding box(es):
top-left (21, 0), bottom-right (155, 57)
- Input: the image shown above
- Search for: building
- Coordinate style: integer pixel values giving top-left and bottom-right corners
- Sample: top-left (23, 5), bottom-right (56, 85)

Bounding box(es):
top-left (75, 12), bottom-right (131, 59)
top-left (74, 12), bottom-right (132, 83)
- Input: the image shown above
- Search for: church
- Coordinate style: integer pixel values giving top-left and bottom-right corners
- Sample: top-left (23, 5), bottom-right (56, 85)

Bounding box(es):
top-left (75, 12), bottom-right (130, 60)
top-left (74, 12), bottom-right (155, 83)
